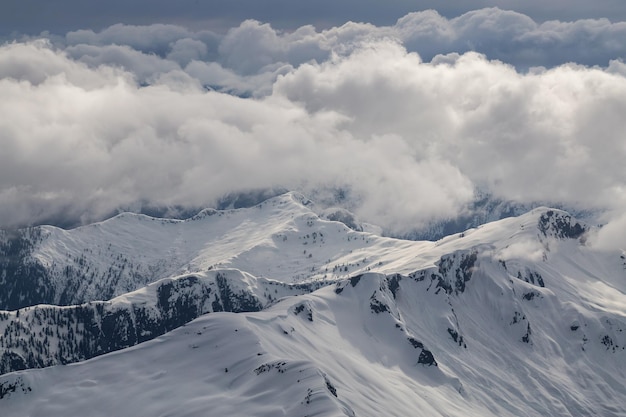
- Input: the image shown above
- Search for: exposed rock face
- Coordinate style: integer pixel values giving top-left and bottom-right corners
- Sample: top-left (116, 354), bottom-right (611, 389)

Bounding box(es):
top-left (537, 210), bottom-right (587, 240)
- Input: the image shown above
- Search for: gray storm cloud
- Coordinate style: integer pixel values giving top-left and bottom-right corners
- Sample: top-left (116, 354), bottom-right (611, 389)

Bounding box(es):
top-left (1, 9), bottom-right (625, 247)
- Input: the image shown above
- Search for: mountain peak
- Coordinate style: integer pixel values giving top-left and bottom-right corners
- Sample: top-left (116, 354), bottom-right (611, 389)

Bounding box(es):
top-left (1, 198), bottom-right (626, 416)
top-left (535, 208), bottom-right (587, 240)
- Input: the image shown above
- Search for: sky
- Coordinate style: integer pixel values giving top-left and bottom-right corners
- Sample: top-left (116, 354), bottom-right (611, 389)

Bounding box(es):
top-left (1, 1), bottom-right (625, 248)
top-left (2, 0), bottom-right (626, 35)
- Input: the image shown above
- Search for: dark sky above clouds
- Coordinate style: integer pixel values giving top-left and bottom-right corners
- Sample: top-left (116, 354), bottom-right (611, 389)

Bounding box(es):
top-left (2, 0), bottom-right (626, 35)
top-left (1, 1), bottom-right (625, 248)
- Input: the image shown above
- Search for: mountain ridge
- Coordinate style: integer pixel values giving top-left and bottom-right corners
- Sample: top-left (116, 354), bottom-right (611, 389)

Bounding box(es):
top-left (1, 192), bottom-right (625, 416)
top-left (0, 192), bottom-right (593, 311)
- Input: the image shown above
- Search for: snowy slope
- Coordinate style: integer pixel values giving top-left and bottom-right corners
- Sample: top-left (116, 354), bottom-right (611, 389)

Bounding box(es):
top-left (0, 192), bottom-right (431, 309)
top-left (1, 195), bottom-right (626, 416)
top-left (0, 192), bottom-right (600, 310)
top-left (2, 263), bottom-right (625, 416)
top-left (0, 269), bottom-right (328, 374)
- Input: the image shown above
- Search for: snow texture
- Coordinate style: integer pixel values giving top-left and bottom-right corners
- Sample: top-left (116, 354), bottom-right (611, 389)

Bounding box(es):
top-left (1, 193), bottom-right (625, 416)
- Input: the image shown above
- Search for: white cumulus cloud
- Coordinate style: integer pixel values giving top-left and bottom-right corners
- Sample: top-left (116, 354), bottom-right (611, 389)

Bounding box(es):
top-left (0, 10), bottom-right (625, 241)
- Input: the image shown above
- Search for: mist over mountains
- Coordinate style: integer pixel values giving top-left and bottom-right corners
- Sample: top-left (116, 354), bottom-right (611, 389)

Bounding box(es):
top-left (0, 8), bottom-right (625, 250)
top-left (1, 4), bottom-right (626, 416)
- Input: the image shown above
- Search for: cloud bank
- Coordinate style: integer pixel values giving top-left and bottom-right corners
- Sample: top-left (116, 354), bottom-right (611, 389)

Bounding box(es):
top-left (2, 0), bottom-right (626, 36)
top-left (48, 8), bottom-right (626, 84)
top-left (1, 9), bottom-right (625, 246)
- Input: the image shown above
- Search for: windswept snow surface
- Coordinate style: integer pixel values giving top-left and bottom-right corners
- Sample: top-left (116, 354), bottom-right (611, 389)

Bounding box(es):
top-left (1, 193), bottom-right (626, 416)
top-left (0, 192), bottom-right (431, 306)
top-left (2, 268), bottom-right (626, 416)
top-left (2, 192), bottom-right (600, 305)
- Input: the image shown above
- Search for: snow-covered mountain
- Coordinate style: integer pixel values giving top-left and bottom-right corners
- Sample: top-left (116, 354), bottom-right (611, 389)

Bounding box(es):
top-left (0, 192), bottom-right (368, 309)
top-left (1, 192), bottom-right (625, 416)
